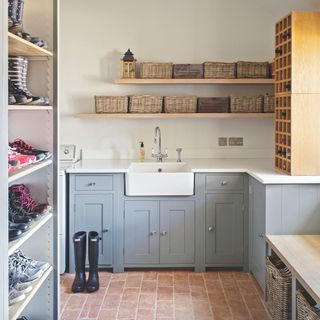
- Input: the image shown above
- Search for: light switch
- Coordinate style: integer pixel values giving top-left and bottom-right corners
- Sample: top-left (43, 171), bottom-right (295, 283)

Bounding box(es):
top-left (218, 137), bottom-right (228, 146)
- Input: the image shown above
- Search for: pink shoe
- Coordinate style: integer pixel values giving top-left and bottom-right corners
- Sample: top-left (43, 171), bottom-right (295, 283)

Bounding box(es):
top-left (8, 146), bottom-right (36, 168)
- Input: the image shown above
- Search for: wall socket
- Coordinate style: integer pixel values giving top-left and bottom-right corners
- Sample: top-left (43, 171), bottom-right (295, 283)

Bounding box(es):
top-left (229, 137), bottom-right (244, 146)
top-left (218, 137), bottom-right (228, 146)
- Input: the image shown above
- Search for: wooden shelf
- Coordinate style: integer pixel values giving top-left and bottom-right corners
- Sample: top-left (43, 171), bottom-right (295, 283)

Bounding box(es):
top-left (9, 266), bottom-right (53, 320)
top-left (8, 105), bottom-right (53, 111)
top-left (8, 159), bottom-right (53, 183)
top-left (8, 33), bottom-right (53, 57)
top-left (114, 78), bottom-right (274, 85)
top-left (75, 113), bottom-right (274, 120)
top-left (9, 212), bottom-right (53, 256)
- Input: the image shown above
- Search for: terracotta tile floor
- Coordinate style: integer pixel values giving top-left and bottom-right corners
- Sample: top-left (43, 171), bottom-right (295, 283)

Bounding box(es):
top-left (60, 271), bottom-right (271, 320)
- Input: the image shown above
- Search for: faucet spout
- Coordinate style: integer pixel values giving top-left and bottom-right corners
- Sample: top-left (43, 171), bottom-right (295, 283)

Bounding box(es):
top-left (152, 126), bottom-right (167, 162)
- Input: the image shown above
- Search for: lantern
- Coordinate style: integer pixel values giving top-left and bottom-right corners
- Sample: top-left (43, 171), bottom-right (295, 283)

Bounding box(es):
top-left (121, 49), bottom-right (136, 79)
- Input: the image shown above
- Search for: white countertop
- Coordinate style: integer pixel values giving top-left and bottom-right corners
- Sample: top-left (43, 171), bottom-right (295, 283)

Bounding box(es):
top-left (65, 158), bottom-right (320, 184)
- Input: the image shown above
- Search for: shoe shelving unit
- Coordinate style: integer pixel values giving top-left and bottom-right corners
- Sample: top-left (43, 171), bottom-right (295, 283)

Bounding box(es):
top-left (274, 12), bottom-right (320, 175)
top-left (1, 0), bottom-right (58, 319)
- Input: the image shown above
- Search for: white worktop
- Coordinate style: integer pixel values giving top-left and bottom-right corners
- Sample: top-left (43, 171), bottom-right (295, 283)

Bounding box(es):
top-left (65, 158), bottom-right (320, 184)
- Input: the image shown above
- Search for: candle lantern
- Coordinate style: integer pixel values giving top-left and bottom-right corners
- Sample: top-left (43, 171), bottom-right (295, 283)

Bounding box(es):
top-left (121, 49), bottom-right (136, 79)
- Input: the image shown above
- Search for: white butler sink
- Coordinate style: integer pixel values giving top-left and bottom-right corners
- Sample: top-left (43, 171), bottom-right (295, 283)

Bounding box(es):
top-left (125, 162), bottom-right (194, 196)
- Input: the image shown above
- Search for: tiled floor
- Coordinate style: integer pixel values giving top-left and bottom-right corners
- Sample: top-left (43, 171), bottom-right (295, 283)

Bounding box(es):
top-left (60, 271), bottom-right (271, 320)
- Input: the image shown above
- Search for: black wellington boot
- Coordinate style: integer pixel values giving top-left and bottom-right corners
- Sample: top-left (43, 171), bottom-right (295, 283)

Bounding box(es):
top-left (72, 231), bottom-right (86, 293)
top-left (86, 231), bottom-right (100, 293)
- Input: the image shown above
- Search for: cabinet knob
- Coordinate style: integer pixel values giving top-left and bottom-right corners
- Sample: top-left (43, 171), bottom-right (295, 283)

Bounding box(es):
top-left (149, 231), bottom-right (157, 236)
top-left (221, 181), bottom-right (228, 186)
top-left (102, 228), bottom-right (109, 233)
top-left (88, 182), bottom-right (96, 187)
top-left (208, 226), bottom-right (214, 232)
top-left (160, 231), bottom-right (168, 236)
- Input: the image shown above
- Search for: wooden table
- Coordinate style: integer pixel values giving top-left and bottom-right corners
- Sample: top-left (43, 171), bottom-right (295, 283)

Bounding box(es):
top-left (266, 235), bottom-right (320, 319)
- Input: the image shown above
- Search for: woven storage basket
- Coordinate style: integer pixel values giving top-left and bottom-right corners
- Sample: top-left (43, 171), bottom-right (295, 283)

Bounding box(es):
top-left (297, 290), bottom-right (320, 320)
top-left (95, 96), bottom-right (128, 113)
top-left (164, 96), bottom-right (197, 113)
top-left (173, 64), bottom-right (204, 79)
top-left (129, 95), bottom-right (163, 113)
top-left (264, 94), bottom-right (275, 113)
top-left (237, 61), bottom-right (270, 78)
top-left (204, 62), bottom-right (236, 79)
top-left (266, 256), bottom-right (292, 320)
top-left (198, 97), bottom-right (230, 113)
top-left (231, 95), bottom-right (263, 113)
top-left (140, 63), bottom-right (173, 79)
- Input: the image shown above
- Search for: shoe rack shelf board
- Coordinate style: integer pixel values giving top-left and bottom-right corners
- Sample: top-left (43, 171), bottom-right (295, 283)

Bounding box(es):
top-left (274, 12), bottom-right (320, 175)
top-left (75, 113), bottom-right (274, 120)
top-left (114, 78), bottom-right (274, 85)
top-left (8, 159), bottom-right (53, 184)
top-left (9, 266), bottom-right (53, 320)
top-left (8, 105), bottom-right (53, 111)
top-left (8, 33), bottom-right (53, 57)
top-left (9, 212), bottom-right (53, 256)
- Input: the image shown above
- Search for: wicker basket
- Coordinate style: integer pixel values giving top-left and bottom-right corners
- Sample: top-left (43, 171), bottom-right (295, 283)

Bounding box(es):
top-left (129, 95), bottom-right (163, 113)
top-left (266, 256), bottom-right (292, 320)
top-left (297, 290), bottom-right (320, 320)
top-left (204, 62), bottom-right (236, 79)
top-left (264, 94), bottom-right (275, 113)
top-left (164, 96), bottom-right (197, 113)
top-left (95, 96), bottom-right (128, 113)
top-left (140, 63), bottom-right (173, 79)
top-left (237, 61), bottom-right (270, 78)
top-left (231, 95), bottom-right (263, 113)
top-left (173, 64), bottom-right (203, 79)
top-left (198, 97), bottom-right (230, 113)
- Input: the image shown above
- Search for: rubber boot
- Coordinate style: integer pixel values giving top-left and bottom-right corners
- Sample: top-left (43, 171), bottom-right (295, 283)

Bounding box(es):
top-left (86, 231), bottom-right (100, 293)
top-left (71, 231), bottom-right (86, 293)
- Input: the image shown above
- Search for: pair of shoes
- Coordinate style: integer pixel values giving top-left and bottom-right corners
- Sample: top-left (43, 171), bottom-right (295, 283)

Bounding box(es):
top-left (9, 184), bottom-right (51, 215)
top-left (8, 146), bottom-right (36, 172)
top-left (72, 231), bottom-right (100, 293)
top-left (9, 221), bottom-right (29, 242)
top-left (10, 138), bottom-right (52, 162)
top-left (9, 57), bottom-right (50, 106)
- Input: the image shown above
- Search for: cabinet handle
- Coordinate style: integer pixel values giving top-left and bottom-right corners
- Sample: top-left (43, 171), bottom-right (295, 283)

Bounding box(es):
top-left (221, 181), bottom-right (228, 186)
top-left (102, 228), bottom-right (109, 233)
top-left (149, 231), bottom-right (157, 236)
top-left (88, 182), bottom-right (96, 187)
top-left (208, 226), bottom-right (214, 232)
top-left (160, 231), bottom-right (168, 236)
top-left (258, 233), bottom-right (265, 239)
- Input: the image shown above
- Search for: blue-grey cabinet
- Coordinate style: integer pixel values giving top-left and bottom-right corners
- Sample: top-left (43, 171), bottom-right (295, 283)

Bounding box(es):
top-left (124, 200), bottom-right (195, 266)
top-left (205, 193), bottom-right (244, 266)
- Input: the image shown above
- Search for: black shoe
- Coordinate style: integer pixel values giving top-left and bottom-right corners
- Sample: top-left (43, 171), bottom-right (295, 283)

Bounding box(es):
top-left (87, 231), bottom-right (100, 293)
top-left (9, 221), bottom-right (29, 232)
top-left (72, 231), bottom-right (86, 293)
top-left (8, 79), bottom-right (32, 105)
top-left (9, 202), bottom-right (32, 224)
top-left (10, 198), bottom-right (40, 221)
top-left (9, 228), bottom-right (22, 241)
top-left (8, 93), bottom-right (16, 105)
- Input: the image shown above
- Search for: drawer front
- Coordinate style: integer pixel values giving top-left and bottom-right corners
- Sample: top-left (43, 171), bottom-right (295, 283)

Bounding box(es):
top-left (75, 175), bottom-right (113, 191)
top-left (205, 174), bottom-right (244, 191)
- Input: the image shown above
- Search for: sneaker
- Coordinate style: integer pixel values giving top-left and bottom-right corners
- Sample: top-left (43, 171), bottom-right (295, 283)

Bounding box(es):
top-left (9, 228), bottom-right (22, 242)
top-left (8, 146), bottom-right (36, 168)
top-left (9, 184), bottom-right (51, 215)
top-left (10, 138), bottom-right (52, 160)
top-left (9, 255), bottom-right (43, 283)
top-left (9, 202), bottom-right (32, 224)
top-left (9, 286), bottom-right (25, 305)
top-left (10, 197), bottom-right (40, 221)
top-left (8, 79), bottom-right (32, 104)
top-left (13, 282), bottom-right (32, 294)
top-left (9, 221), bottom-right (29, 232)
top-left (17, 317), bottom-right (29, 320)
top-left (8, 92), bottom-right (16, 105)
top-left (8, 159), bottom-right (20, 172)
top-left (13, 250), bottom-right (50, 272)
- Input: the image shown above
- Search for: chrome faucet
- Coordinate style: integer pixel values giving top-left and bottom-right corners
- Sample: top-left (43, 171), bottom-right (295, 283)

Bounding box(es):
top-left (152, 126), bottom-right (168, 162)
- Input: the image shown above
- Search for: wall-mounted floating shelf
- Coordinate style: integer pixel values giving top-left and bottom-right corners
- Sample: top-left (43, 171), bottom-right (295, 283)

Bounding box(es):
top-left (75, 113), bottom-right (274, 120)
top-left (8, 32), bottom-right (53, 57)
top-left (8, 105), bottom-right (53, 111)
top-left (114, 78), bottom-right (274, 85)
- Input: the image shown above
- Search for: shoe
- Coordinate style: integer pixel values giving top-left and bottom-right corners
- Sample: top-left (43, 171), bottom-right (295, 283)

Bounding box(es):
top-left (8, 146), bottom-right (36, 168)
top-left (8, 17), bottom-right (14, 29)
top-left (8, 92), bottom-right (16, 104)
top-left (9, 286), bottom-right (25, 305)
top-left (13, 250), bottom-right (50, 272)
top-left (17, 317), bottom-right (29, 320)
top-left (9, 202), bottom-right (32, 224)
top-left (72, 231), bottom-right (87, 293)
top-left (10, 138), bottom-right (51, 160)
top-left (13, 281), bottom-right (32, 294)
top-left (87, 231), bottom-right (100, 293)
top-left (10, 197), bottom-right (40, 220)
top-left (8, 79), bottom-right (31, 105)
top-left (9, 184), bottom-right (51, 214)
top-left (8, 159), bottom-right (20, 172)
top-left (9, 228), bottom-right (22, 241)
top-left (9, 221), bottom-right (29, 232)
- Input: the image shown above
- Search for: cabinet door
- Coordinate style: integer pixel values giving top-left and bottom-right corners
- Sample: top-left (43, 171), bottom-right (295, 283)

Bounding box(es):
top-left (124, 201), bottom-right (159, 264)
top-left (160, 201), bottom-right (195, 264)
top-left (74, 194), bottom-right (113, 266)
top-left (206, 194), bottom-right (244, 265)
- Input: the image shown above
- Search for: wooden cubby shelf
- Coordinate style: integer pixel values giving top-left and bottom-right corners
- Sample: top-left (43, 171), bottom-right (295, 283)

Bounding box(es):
top-left (8, 33), bottom-right (53, 57)
top-left (114, 78), bottom-right (274, 85)
top-left (75, 113), bottom-right (274, 120)
top-left (8, 105), bottom-right (53, 111)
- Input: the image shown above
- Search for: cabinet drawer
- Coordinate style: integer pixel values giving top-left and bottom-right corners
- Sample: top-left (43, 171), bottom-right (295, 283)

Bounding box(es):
top-left (205, 174), bottom-right (243, 191)
top-left (75, 175), bottom-right (113, 191)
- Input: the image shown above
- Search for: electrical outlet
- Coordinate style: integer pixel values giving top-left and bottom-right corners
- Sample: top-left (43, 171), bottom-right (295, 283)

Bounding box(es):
top-left (218, 137), bottom-right (228, 146)
top-left (229, 137), bottom-right (243, 146)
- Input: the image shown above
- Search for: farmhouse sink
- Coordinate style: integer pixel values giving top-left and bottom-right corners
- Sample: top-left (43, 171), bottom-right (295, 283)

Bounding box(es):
top-left (125, 162), bottom-right (194, 196)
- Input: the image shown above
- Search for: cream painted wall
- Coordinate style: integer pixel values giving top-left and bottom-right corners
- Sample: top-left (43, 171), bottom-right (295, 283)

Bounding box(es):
top-left (59, 0), bottom-right (314, 160)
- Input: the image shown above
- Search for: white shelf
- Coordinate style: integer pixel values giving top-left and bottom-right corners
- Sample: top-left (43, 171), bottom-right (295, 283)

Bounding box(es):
top-left (8, 159), bottom-right (53, 184)
top-left (9, 212), bottom-right (53, 256)
top-left (8, 105), bottom-right (53, 111)
top-left (9, 266), bottom-right (53, 320)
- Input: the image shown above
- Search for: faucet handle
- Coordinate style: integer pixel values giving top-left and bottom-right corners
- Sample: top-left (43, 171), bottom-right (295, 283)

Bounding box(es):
top-left (176, 148), bottom-right (182, 162)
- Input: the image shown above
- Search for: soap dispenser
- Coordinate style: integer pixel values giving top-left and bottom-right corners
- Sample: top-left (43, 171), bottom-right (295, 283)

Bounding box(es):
top-left (139, 141), bottom-right (145, 162)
